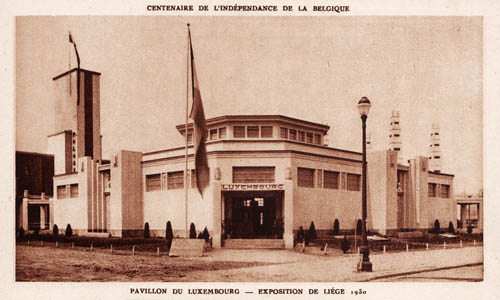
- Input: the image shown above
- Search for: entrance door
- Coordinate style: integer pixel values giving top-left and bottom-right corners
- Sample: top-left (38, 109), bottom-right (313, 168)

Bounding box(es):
top-left (223, 191), bottom-right (282, 239)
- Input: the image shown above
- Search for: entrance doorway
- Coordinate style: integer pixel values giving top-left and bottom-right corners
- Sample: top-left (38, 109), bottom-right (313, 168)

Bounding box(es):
top-left (223, 191), bottom-right (283, 239)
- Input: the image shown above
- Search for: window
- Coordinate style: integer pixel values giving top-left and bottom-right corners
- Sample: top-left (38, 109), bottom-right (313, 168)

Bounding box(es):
top-left (247, 126), bottom-right (259, 138)
top-left (440, 184), bottom-right (450, 198)
top-left (395, 121), bottom-right (399, 125)
top-left (306, 133), bottom-right (313, 143)
top-left (57, 185), bottom-right (67, 199)
top-left (233, 167), bottom-right (275, 183)
top-left (70, 184), bottom-right (78, 198)
top-left (317, 170), bottom-right (322, 188)
top-left (394, 134), bottom-right (400, 137)
top-left (394, 147), bottom-right (401, 151)
top-left (434, 156), bottom-right (440, 159)
top-left (323, 171), bottom-right (339, 189)
top-left (346, 173), bottom-right (361, 191)
top-left (210, 129), bottom-right (218, 140)
top-left (219, 127), bottom-right (226, 139)
top-left (297, 168), bottom-right (314, 188)
top-left (280, 127), bottom-right (288, 139)
top-left (435, 133), bottom-right (439, 135)
top-left (428, 183), bottom-right (437, 197)
top-left (289, 129), bottom-right (297, 140)
top-left (434, 144), bottom-right (439, 146)
top-left (167, 171), bottom-right (184, 189)
top-left (261, 126), bottom-right (273, 138)
top-left (298, 131), bottom-right (305, 142)
top-left (233, 126), bottom-right (245, 138)
top-left (314, 134), bottom-right (321, 145)
top-left (146, 174), bottom-right (161, 192)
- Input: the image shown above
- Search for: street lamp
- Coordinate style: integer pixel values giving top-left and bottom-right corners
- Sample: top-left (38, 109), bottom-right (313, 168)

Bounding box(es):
top-left (357, 96), bottom-right (372, 272)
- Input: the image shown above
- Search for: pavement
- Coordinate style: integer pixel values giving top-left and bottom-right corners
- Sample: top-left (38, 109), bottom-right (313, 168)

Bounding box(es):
top-left (191, 246), bottom-right (483, 281)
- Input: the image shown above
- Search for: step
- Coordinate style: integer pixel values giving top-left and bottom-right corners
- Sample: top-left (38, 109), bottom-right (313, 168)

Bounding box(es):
top-left (223, 239), bottom-right (285, 249)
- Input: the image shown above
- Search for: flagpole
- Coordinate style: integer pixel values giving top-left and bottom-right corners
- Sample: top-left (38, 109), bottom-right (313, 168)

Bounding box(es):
top-left (185, 23), bottom-right (191, 238)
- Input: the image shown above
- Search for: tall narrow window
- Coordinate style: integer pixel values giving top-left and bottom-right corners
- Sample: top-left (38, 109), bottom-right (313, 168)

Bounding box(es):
top-left (289, 129), bottom-right (297, 140)
top-left (440, 184), bottom-right (450, 198)
top-left (314, 134), bottom-right (321, 145)
top-left (298, 131), bottom-right (305, 142)
top-left (428, 183), bottom-right (437, 197)
top-left (210, 129), bottom-right (218, 140)
top-left (70, 184), bottom-right (79, 198)
top-left (297, 168), bottom-right (314, 188)
top-left (306, 133), bottom-right (313, 143)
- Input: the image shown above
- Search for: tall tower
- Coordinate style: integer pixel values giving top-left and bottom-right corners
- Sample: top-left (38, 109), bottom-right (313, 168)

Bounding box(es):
top-left (428, 123), bottom-right (442, 173)
top-left (389, 110), bottom-right (403, 164)
top-left (47, 68), bottom-right (102, 175)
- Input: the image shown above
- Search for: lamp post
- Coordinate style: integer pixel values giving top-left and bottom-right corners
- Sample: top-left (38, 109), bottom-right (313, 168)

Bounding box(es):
top-left (357, 96), bottom-right (372, 272)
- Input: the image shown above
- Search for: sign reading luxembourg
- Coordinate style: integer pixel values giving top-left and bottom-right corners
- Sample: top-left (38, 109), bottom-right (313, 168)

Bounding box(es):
top-left (222, 183), bottom-right (285, 191)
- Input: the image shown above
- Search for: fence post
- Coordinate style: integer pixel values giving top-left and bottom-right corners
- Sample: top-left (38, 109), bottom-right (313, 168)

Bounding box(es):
top-left (426, 243), bottom-right (429, 251)
top-left (56, 241), bottom-right (58, 248)
top-left (473, 240), bottom-right (476, 246)
top-left (132, 245), bottom-right (135, 256)
top-left (406, 243), bottom-right (408, 252)
top-left (157, 247), bottom-right (160, 257)
top-left (443, 242), bottom-right (446, 249)
top-left (110, 244), bottom-right (113, 254)
top-left (323, 243), bottom-right (328, 255)
top-left (27, 240), bottom-right (30, 246)
top-left (90, 243), bottom-right (93, 252)
top-left (357, 247), bottom-right (360, 255)
top-left (72, 242), bottom-right (74, 249)
top-left (383, 245), bottom-right (386, 254)
top-left (460, 240), bottom-right (463, 248)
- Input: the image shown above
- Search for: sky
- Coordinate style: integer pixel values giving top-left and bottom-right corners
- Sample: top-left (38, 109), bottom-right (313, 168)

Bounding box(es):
top-left (15, 16), bottom-right (483, 194)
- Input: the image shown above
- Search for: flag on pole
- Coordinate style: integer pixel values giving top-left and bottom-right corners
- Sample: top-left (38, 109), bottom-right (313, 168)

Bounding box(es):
top-left (188, 28), bottom-right (209, 196)
top-left (69, 31), bottom-right (81, 104)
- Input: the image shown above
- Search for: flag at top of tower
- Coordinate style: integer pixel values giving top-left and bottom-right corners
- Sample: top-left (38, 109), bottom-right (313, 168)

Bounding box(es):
top-left (188, 26), bottom-right (209, 196)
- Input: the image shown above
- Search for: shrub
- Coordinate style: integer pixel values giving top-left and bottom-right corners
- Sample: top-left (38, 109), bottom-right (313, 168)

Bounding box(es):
top-left (304, 231), bottom-right (310, 246)
top-left (356, 219), bottom-right (362, 235)
top-left (189, 223), bottom-right (196, 239)
top-left (53, 224), bottom-right (59, 237)
top-left (34, 228), bottom-right (40, 236)
top-left (433, 219), bottom-right (440, 234)
top-left (165, 221), bottom-right (173, 250)
top-left (202, 227), bottom-right (210, 242)
top-left (144, 222), bottom-right (150, 238)
top-left (18, 227), bottom-right (25, 239)
top-left (448, 221), bottom-right (455, 234)
top-left (333, 219), bottom-right (340, 236)
top-left (341, 235), bottom-right (350, 253)
top-left (65, 224), bottom-right (73, 237)
top-left (308, 221), bottom-right (317, 241)
top-left (467, 224), bottom-right (473, 235)
top-left (297, 226), bottom-right (305, 243)
top-left (197, 232), bottom-right (203, 239)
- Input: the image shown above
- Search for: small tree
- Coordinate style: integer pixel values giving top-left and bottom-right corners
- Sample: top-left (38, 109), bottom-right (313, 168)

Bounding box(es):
top-left (297, 226), bottom-right (305, 243)
top-left (189, 223), bottom-right (197, 239)
top-left (433, 219), bottom-right (440, 234)
top-left (53, 224), bottom-right (59, 237)
top-left (65, 224), bottom-right (73, 237)
top-left (356, 219), bottom-right (362, 235)
top-left (341, 235), bottom-right (350, 253)
top-left (202, 227), bottom-right (210, 242)
top-left (18, 227), bottom-right (25, 240)
top-left (308, 221), bottom-right (317, 241)
top-left (467, 224), bottom-right (473, 235)
top-left (448, 221), bottom-right (455, 234)
top-left (333, 219), bottom-right (340, 236)
top-left (304, 231), bottom-right (311, 246)
top-left (144, 222), bottom-right (150, 238)
top-left (166, 221), bottom-right (173, 249)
